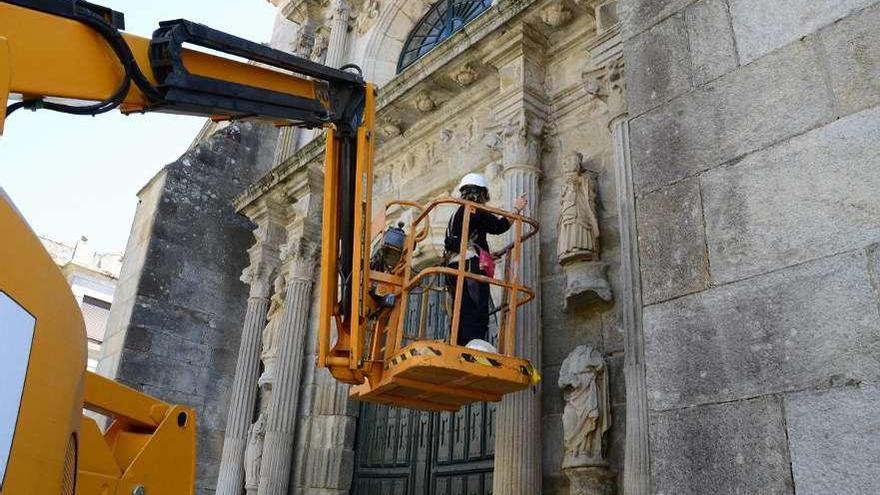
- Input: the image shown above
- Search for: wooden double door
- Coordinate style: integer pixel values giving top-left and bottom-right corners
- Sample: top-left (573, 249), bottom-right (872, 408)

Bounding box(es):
top-left (352, 400), bottom-right (497, 495)
top-left (353, 276), bottom-right (499, 495)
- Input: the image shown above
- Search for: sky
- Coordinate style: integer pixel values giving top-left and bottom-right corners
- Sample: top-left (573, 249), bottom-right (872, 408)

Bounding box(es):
top-left (0, 0), bottom-right (278, 254)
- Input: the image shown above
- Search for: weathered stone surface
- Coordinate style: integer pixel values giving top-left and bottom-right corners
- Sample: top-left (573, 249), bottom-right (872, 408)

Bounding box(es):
top-left (702, 105), bottom-right (880, 284)
top-left (819, 2), bottom-right (880, 117)
top-left (630, 38), bottom-right (832, 192)
top-left (541, 276), bottom-right (605, 368)
top-left (729, 0), bottom-right (878, 65)
top-left (625, 0), bottom-right (739, 116)
top-left (624, 14), bottom-right (692, 117)
top-left (542, 365), bottom-right (564, 416)
top-left (650, 397), bottom-right (793, 495)
top-left (619, 0), bottom-right (697, 40)
top-left (637, 178), bottom-right (709, 305)
top-left (684, 0), bottom-right (739, 86)
top-left (869, 244), bottom-right (880, 299)
top-left (102, 122), bottom-right (277, 494)
top-left (643, 251), bottom-right (880, 410)
top-left (785, 385), bottom-right (880, 495)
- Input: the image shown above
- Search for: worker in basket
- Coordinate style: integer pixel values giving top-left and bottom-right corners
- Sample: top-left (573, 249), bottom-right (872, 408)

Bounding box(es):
top-left (444, 173), bottom-right (527, 353)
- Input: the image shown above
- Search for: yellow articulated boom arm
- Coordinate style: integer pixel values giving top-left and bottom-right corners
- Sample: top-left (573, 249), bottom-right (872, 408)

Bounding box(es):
top-left (78, 372), bottom-right (196, 495)
top-left (0, 1), bottom-right (370, 493)
top-left (0, 0), bottom-right (367, 135)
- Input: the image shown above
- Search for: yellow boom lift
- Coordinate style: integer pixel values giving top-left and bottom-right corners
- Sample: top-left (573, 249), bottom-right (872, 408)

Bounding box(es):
top-left (0, 0), bottom-right (539, 493)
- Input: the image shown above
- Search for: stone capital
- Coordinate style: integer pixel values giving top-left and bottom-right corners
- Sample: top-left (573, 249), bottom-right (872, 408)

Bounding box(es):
top-left (498, 109), bottom-right (546, 171)
top-left (583, 22), bottom-right (625, 120)
top-left (240, 199), bottom-right (287, 299)
top-left (281, 238), bottom-right (321, 282)
top-left (241, 259), bottom-right (279, 300)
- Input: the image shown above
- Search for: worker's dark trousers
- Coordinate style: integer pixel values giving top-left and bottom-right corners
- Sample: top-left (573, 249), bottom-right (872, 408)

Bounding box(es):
top-left (447, 258), bottom-right (490, 346)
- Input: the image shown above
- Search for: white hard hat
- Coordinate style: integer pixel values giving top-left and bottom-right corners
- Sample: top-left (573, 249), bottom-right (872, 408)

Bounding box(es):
top-left (458, 173), bottom-right (488, 191)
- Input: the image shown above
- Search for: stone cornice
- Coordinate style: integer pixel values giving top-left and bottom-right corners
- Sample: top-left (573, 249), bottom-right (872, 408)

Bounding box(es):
top-left (234, 134), bottom-right (326, 213)
top-left (375, 0), bottom-right (542, 110)
top-left (235, 0), bottom-right (593, 215)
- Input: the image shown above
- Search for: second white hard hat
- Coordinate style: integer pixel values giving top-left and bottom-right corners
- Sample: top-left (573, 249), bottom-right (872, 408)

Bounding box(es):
top-left (458, 173), bottom-right (488, 191)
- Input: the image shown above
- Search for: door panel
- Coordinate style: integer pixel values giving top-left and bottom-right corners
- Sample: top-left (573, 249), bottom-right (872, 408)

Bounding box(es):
top-left (353, 275), bottom-right (495, 495)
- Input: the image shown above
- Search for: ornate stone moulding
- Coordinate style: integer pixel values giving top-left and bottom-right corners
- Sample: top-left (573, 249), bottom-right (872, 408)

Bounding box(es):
top-left (234, 134), bottom-right (326, 214)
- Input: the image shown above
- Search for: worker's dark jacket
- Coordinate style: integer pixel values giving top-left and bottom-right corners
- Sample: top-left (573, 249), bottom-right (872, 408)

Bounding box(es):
top-left (444, 206), bottom-right (512, 346)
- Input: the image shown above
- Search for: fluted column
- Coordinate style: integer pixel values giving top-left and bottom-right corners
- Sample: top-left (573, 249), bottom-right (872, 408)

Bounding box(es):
top-left (324, 0), bottom-right (350, 69)
top-left (257, 243), bottom-right (318, 495)
top-left (493, 112), bottom-right (543, 495)
top-left (216, 231), bottom-right (281, 495)
top-left (611, 114), bottom-right (652, 495)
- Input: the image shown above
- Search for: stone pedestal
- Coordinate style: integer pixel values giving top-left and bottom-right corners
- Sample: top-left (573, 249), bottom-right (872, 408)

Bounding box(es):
top-left (566, 465), bottom-right (615, 495)
top-left (563, 261), bottom-right (612, 310)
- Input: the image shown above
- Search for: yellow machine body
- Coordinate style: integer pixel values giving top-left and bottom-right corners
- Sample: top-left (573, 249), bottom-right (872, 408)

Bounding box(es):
top-left (0, 190), bottom-right (86, 494)
top-left (0, 191), bottom-right (197, 494)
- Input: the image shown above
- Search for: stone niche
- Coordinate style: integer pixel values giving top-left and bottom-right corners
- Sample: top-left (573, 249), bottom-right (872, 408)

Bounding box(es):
top-left (559, 345), bottom-right (614, 495)
top-left (556, 151), bottom-right (612, 309)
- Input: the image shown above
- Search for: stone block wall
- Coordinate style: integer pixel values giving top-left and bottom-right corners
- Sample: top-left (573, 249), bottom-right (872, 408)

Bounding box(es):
top-left (621, 0), bottom-right (880, 492)
top-left (98, 122), bottom-right (277, 495)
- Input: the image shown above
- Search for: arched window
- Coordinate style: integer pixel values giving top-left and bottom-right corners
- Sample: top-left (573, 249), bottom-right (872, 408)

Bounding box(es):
top-left (397, 0), bottom-right (494, 72)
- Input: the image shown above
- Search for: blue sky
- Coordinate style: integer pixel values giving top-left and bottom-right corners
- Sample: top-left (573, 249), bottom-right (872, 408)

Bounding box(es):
top-left (1, 0), bottom-right (277, 254)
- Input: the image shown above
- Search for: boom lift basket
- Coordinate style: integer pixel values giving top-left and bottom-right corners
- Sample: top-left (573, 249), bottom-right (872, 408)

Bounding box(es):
top-left (322, 197), bottom-right (541, 412)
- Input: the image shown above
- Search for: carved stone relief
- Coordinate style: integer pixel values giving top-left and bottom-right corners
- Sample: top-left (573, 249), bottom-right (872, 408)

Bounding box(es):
top-left (352, 0), bottom-right (380, 34)
top-left (557, 152), bottom-right (611, 308)
top-left (310, 27), bottom-right (330, 62)
top-left (541, 0), bottom-right (571, 27)
top-left (259, 274), bottom-right (287, 389)
top-left (558, 152), bottom-right (599, 264)
top-left (243, 413), bottom-right (266, 494)
top-left (559, 345), bottom-right (614, 495)
top-left (453, 64), bottom-right (479, 86)
top-left (415, 90), bottom-right (436, 112)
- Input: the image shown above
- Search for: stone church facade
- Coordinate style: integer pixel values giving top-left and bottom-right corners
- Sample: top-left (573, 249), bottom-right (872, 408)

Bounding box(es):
top-left (98, 1), bottom-right (880, 494)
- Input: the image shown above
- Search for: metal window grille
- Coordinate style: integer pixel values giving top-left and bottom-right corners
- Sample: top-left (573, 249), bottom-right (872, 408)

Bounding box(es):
top-left (397, 0), bottom-right (493, 72)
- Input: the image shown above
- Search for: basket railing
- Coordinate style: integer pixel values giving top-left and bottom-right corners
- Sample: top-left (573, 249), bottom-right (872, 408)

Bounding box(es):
top-left (383, 198), bottom-right (539, 359)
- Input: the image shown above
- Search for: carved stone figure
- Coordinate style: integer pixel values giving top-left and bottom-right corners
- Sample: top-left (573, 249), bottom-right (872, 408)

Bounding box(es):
top-left (559, 345), bottom-right (611, 468)
top-left (378, 119), bottom-right (402, 139)
top-left (243, 413), bottom-right (266, 494)
top-left (557, 152), bottom-right (600, 265)
top-left (541, 1), bottom-right (571, 27)
top-left (291, 29), bottom-right (315, 59)
top-left (556, 152), bottom-right (611, 308)
top-left (310, 29), bottom-right (329, 62)
top-left (453, 64), bottom-right (478, 86)
top-left (259, 274), bottom-right (287, 387)
top-left (415, 91), bottom-right (436, 112)
top-left (353, 0), bottom-right (380, 34)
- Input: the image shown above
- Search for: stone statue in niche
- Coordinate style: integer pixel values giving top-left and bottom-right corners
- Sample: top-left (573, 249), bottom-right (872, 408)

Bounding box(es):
top-left (259, 274), bottom-right (287, 388)
top-left (559, 345), bottom-right (614, 495)
top-left (243, 413), bottom-right (266, 494)
top-left (557, 152), bottom-right (611, 309)
top-left (557, 152), bottom-right (600, 264)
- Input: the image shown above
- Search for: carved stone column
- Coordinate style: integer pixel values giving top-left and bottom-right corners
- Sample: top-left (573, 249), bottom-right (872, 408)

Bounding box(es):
top-left (612, 113), bottom-right (651, 495)
top-left (324, 0), bottom-right (350, 69)
top-left (486, 25), bottom-right (548, 495)
top-left (216, 208), bottom-right (284, 495)
top-left (257, 240), bottom-right (318, 495)
top-left (273, 8), bottom-right (320, 167)
top-left (494, 109), bottom-right (545, 495)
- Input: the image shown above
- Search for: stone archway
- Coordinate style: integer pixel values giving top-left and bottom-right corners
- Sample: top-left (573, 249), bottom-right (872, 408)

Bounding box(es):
top-left (360, 0), bottom-right (431, 85)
